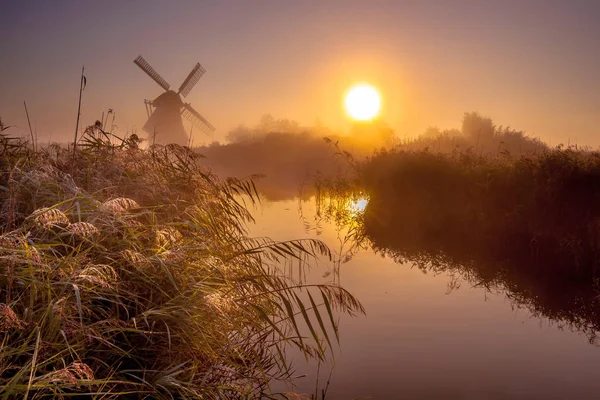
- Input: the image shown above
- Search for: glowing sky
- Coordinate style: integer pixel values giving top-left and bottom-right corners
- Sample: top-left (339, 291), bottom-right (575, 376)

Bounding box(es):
top-left (1, 0), bottom-right (599, 145)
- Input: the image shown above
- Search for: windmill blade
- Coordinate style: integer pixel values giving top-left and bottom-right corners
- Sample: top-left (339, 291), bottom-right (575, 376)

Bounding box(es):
top-left (134, 55), bottom-right (171, 91)
top-left (181, 103), bottom-right (215, 134)
top-left (178, 63), bottom-right (206, 98)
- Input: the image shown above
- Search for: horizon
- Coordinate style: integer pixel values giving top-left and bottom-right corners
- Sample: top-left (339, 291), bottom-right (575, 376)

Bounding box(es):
top-left (1, 0), bottom-right (599, 146)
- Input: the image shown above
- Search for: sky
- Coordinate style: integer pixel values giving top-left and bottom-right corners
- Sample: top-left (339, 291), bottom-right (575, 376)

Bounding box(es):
top-left (1, 0), bottom-right (599, 146)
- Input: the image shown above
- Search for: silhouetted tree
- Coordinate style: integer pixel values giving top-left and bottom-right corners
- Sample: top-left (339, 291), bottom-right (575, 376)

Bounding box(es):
top-left (422, 126), bottom-right (443, 138)
top-left (461, 112), bottom-right (495, 139)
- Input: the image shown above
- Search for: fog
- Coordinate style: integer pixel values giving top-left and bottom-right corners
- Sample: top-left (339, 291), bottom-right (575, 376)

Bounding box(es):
top-left (197, 114), bottom-right (394, 200)
top-left (197, 112), bottom-right (552, 200)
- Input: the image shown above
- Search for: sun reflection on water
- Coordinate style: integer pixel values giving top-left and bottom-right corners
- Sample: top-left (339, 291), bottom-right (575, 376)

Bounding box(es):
top-left (349, 197), bottom-right (369, 213)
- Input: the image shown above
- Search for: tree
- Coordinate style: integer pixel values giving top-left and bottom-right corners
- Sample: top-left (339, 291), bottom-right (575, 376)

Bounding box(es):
top-left (461, 112), bottom-right (495, 139)
top-left (422, 126), bottom-right (442, 138)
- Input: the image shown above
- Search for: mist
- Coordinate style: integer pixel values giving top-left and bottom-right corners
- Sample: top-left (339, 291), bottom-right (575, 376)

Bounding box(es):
top-left (196, 114), bottom-right (394, 200)
top-left (196, 112), bottom-right (552, 200)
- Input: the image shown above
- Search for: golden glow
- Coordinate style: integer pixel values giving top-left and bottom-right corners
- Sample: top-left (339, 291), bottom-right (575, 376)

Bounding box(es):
top-left (349, 197), bottom-right (369, 213)
top-left (344, 84), bottom-right (381, 121)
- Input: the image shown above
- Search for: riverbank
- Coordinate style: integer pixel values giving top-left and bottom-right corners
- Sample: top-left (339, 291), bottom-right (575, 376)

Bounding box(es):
top-left (0, 125), bottom-right (362, 398)
top-left (351, 147), bottom-right (600, 340)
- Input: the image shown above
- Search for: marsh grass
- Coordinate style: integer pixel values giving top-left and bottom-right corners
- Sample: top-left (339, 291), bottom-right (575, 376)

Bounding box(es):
top-left (362, 148), bottom-right (600, 272)
top-left (0, 122), bottom-right (364, 399)
top-left (322, 145), bottom-right (600, 342)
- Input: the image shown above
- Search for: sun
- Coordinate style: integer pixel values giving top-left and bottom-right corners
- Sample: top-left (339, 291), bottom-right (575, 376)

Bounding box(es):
top-left (344, 84), bottom-right (381, 121)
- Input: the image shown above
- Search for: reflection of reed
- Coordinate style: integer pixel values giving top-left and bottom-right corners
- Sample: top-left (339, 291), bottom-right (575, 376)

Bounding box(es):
top-left (367, 230), bottom-right (600, 344)
top-left (301, 191), bottom-right (369, 286)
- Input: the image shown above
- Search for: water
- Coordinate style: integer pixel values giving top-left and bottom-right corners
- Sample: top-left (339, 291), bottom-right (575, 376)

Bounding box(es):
top-left (249, 199), bottom-right (600, 399)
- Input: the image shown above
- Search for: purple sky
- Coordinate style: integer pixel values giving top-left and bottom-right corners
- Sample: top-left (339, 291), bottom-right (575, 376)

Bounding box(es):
top-left (1, 0), bottom-right (599, 145)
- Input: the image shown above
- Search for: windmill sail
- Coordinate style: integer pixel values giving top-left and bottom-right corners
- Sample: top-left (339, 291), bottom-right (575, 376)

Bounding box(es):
top-left (134, 55), bottom-right (171, 91)
top-left (178, 63), bottom-right (206, 97)
top-left (182, 103), bottom-right (215, 134)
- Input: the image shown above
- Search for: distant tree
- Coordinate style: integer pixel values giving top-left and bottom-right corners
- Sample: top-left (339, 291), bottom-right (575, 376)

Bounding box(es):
top-left (442, 128), bottom-right (462, 137)
top-left (226, 125), bottom-right (254, 144)
top-left (226, 115), bottom-right (305, 144)
top-left (257, 114), bottom-right (276, 132)
top-left (257, 114), bottom-right (302, 134)
top-left (461, 112), bottom-right (495, 139)
top-left (422, 126), bottom-right (442, 138)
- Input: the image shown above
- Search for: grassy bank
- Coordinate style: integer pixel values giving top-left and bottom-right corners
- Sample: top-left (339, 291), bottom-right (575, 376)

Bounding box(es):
top-left (0, 124), bottom-right (363, 399)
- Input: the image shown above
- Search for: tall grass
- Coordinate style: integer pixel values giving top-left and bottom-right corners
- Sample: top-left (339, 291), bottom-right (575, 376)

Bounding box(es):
top-left (323, 144), bottom-right (600, 342)
top-left (0, 122), bottom-right (364, 399)
top-left (362, 148), bottom-right (600, 273)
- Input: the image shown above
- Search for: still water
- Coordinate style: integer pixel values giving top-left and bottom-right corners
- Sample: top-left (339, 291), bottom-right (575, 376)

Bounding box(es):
top-left (249, 199), bottom-right (600, 400)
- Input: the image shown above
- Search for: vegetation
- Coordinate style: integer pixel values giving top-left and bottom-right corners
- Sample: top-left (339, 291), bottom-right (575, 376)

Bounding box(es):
top-left (356, 146), bottom-right (600, 339)
top-left (291, 112), bottom-right (600, 342)
top-left (313, 112), bottom-right (600, 342)
top-left (361, 144), bottom-right (600, 272)
top-left (0, 121), bottom-right (364, 399)
top-left (196, 112), bottom-right (600, 341)
top-left (406, 112), bottom-right (548, 155)
top-left (197, 112), bottom-right (547, 201)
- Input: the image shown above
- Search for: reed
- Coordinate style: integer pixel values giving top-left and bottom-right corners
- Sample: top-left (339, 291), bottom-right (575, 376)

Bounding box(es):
top-left (361, 147), bottom-right (600, 274)
top-left (320, 143), bottom-right (600, 342)
top-left (0, 121), bottom-right (364, 399)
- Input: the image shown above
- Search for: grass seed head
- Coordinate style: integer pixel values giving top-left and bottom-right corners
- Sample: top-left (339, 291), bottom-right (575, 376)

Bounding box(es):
top-left (0, 303), bottom-right (25, 332)
top-left (102, 197), bottom-right (140, 213)
top-left (29, 207), bottom-right (70, 228)
top-left (155, 226), bottom-right (183, 249)
top-left (67, 221), bottom-right (100, 238)
top-left (36, 361), bottom-right (95, 385)
top-left (75, 264), bottom-right (118, 289)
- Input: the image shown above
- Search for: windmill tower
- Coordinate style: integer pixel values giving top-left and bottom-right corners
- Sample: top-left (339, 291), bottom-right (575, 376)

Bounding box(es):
top-left (134, 55), bottom-right (215, 146)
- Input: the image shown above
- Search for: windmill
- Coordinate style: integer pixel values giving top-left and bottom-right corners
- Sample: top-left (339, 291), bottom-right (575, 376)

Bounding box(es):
top-left (134, 55), bottom-right (215, 146)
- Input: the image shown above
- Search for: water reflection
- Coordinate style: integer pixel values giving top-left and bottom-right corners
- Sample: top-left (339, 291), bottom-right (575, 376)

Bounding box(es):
top-left (297, 184), bottom-right (600, 344)
top-left (349, 196), bottom-right (369, 214)
top-left (303, 193), bottom-right (369, 285)
top-left (255, 199), bottom-right (600, 399)
top-left (356, 195), bottom-right (600, 344)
